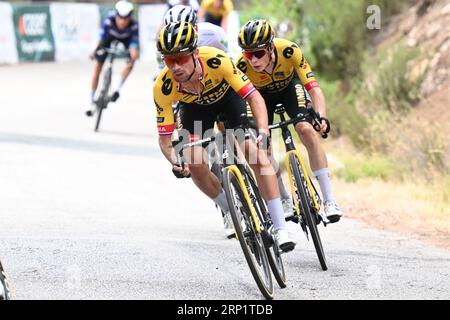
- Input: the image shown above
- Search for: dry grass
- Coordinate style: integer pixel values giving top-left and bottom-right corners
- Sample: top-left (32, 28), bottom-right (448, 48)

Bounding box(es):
top-left (333, 178), bottom-right (450, 250)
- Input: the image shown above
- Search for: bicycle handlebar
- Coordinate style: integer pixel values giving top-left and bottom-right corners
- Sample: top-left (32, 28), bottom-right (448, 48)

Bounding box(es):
top-left (96, 47), bottom-right (123, 56)
top-left (269, 108), bottom-right (330, 139)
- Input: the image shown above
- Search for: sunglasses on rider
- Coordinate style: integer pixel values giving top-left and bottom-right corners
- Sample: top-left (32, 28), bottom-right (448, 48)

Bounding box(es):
top-left (243, 49), bottom-right (267, 60)
top-left (163, 54), bottom-right (192, 67)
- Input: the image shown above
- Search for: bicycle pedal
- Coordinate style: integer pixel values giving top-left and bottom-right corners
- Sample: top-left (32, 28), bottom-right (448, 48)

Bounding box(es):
top-left (290, 215), bottom-right (300, 224)
top-left (285, 215), bottom-right (295, 222)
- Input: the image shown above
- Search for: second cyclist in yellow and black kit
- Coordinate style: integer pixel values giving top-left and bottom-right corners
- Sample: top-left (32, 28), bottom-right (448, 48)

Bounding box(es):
top-left (235, 19), bottom-right (342, 223)
top-left (153, 21), bottom-right (297, 251)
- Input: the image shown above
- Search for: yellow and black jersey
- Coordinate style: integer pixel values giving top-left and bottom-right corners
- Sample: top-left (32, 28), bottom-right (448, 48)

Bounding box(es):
top-left (200, 0), bottom-right (234, 19)
top-left (235, 38), bottom-right (319, 94)
top-left (153, 46), bottom-right (255, 136)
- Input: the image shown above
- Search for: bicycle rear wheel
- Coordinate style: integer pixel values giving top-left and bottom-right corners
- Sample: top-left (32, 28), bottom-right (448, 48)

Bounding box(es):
top-left (222, 168), bottom-right (274, 300)
top-left (0, 261), bottom-right (11, 300)
top-left (289, 153), bottom-right (327, 271)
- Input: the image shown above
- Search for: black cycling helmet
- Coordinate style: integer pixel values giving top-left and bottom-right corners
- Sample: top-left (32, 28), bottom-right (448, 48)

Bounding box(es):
top-left (238, 19), bottom-right (275, 51)
top-left (157, 20), bottom-right (198, 55)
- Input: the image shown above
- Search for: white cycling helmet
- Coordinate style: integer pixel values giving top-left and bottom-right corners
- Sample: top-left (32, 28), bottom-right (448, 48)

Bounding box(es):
top-left (115, 0), bottom-right (134, 18)
top-left (164, 5), bottom-right (197, 26)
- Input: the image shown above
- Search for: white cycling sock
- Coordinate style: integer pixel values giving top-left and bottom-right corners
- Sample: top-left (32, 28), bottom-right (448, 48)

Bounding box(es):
top-left (117, 78), bottom-right (126, 92)
top-left (313, 168), bottom-right (334, 202)
top-left (277, 175), bottom-right (290, 199)
top-left (213, 189), bottom-right (229, 212)
top-left (267, 198), bottom-right (286, 231)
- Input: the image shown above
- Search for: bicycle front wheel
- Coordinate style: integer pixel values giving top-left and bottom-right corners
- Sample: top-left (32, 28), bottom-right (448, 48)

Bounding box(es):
top-left (246, 169), bottom-right (286, 288)
top-left (289, 153), bottom-right (327, 271)
top-left (0, 261), bottom-right (11, 300)
top-left (94, 103), bottom-right (104, 132)
top-left (94, 67), bottom-right (112, 132)
top-left (222, 167), bottom-right (274, 300)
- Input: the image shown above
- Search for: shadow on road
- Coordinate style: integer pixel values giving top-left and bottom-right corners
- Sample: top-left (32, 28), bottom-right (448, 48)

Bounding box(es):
top-left (0, 131), bottom-right (160, 158)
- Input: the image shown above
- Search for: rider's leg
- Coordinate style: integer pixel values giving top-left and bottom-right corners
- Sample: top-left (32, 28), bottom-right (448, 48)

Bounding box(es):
top-left (267, 142), bottom-right (291, 199)
top-left (178, 103), bottom-right (230, 213)
top-left (241, 138), bottom-right (296, 251)
top-left (90, 61), bottom-right (104, 103)
top-left (294, 121), bottom-right (342, 221)
top-left (260, 93), bottom-right (293, 212)
top-left (223, 93), bottom-right (290, 233)
top-left (183, 146), bottom-right (229, 210)
top-left (86, 61), bottom-right (104, 116)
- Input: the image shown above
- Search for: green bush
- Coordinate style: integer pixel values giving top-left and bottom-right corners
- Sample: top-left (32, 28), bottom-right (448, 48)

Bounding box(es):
top-left (372, 44), bottom-right (426, 113)
top-left (335, 152), bottom-right (395, 182)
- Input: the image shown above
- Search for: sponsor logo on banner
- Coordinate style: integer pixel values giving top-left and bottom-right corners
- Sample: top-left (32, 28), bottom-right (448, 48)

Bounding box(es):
top-left (20, 39), bottom-right (53, 54)
top-left (13, 5), bottom-right (55, 61)
top-left (18, 13), bottom-right (47, 36)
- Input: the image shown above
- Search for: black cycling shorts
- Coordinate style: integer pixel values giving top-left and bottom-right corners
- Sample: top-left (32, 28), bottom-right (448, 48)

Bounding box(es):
top-left (204, 13), bottom-right (222, 27)
top-left (260, 76), bottom-right (313, 126)
top-left (178, 88), bottom-right (251, 141)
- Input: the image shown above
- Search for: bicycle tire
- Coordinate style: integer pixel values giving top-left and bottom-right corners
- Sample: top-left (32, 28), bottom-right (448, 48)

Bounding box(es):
top-left (0, 261), bottom-right (11, 300)
top-left (94, 67), bottom-right (112, 132)
top-left (246, 169), bottom-right (287, 288)
top-left (222, 168), bottom-right (274, 300)
top-left (289, 153), bottom-right (328, 271)
top-left (94, 103), bottom-right (104, 132)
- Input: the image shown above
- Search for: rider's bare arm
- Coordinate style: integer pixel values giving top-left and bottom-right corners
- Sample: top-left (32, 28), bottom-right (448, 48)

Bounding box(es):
top-left (159, 135), bottom-right (177, 165)
top-left (245, 90), bottom-right (269, 135)
top-left (308, 87), bottom-right (327, 118)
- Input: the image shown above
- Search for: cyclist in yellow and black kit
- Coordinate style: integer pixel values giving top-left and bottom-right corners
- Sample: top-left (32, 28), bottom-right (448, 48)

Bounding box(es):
top-left (153, 21), bottom-right (296, 251)
top-left (236, 19), bottom-right (342, 223)
top-left (198, 0), bottom-right (233, 32)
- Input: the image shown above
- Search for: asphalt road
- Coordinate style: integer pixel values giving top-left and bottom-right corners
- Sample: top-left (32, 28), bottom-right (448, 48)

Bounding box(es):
top-left (0, 61), bottom-right (449, 300)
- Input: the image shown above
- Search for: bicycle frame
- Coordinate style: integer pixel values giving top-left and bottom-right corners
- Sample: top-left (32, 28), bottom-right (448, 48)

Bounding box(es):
top-left (271, 109), bottom-right (321, 216)
top-left (177, 129), bottom-right (265, 235)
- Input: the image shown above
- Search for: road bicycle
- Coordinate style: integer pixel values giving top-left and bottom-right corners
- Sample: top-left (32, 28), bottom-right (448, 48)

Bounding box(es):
top-left (173, 115), bottom-right (286, 299)
top-left (90, 42), bottom-right (123, 132)
top-left (269, 104), bottom-right (330, 271)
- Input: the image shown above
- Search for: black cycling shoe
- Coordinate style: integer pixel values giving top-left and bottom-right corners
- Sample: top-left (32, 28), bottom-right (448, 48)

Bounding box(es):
top-left (110, 91), bottom-right (120, 102)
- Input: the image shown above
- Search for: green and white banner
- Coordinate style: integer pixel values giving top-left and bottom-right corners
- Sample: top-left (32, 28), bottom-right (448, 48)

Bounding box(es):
top-left (0, 2), bottom-right (19, 64)
top-left (12, 4), bottom-right (55, 62)
top-left (50, 3), bottom-right (99, 62)
top-left (1, 2), bottom-right (241, 64)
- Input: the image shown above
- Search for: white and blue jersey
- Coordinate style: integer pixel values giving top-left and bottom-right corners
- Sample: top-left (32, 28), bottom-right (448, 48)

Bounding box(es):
top-left (99, 13), bottom-right (139, 49)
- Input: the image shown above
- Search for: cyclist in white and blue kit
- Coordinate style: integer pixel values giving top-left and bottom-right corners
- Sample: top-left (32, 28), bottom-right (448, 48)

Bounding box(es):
top-left (86, 0), bottom-right (139, 116)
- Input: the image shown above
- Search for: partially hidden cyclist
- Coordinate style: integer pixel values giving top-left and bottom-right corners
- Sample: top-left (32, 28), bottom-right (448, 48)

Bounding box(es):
top-left (198, 0), bottom-right (233, 32)
top-left (153, 21), bottom-right (296, 252)
top-left (86, 0), bottom-right (139, 116)
top-left (235, 19), bottom-right (342, 223)
top-left (167, 0), bottom-right (200, 12)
